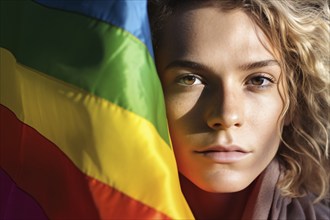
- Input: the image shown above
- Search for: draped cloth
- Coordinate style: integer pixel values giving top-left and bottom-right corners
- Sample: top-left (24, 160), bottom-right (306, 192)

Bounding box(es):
top-left (0, 1), bottom-right (193, 219)
top-left (242, 159), bottom-right (330, 220)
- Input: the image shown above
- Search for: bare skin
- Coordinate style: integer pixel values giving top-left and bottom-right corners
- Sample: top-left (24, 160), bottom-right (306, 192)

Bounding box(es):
top-left (156, 5), bottom-right (285, 219)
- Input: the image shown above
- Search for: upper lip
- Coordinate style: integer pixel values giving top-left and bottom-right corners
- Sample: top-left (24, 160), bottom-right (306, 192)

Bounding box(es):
top-left (194, 145), bottom-right (249, 153)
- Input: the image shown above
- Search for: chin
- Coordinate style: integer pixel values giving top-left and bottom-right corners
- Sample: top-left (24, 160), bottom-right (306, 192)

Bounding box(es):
top-left (200, 182), bottom-right (249, 193)
top-left (194, 173), bottom-right (256, 193)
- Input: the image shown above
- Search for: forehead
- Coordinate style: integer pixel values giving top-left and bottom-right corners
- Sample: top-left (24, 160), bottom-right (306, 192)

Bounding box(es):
top-left (156, 6), bottom-right (276, 71)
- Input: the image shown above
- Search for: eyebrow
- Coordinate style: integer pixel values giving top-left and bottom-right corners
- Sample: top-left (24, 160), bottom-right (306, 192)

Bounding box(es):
top-left (164, 60), bottom-right (212, 72)
top-left (238, 59), bottom-right (280, 71)
top-left (164, 59), bottom-right (280, 73)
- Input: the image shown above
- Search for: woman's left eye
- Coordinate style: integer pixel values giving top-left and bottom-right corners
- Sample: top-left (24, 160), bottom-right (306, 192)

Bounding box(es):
top-left (246, 75), bottom-right (275, 88)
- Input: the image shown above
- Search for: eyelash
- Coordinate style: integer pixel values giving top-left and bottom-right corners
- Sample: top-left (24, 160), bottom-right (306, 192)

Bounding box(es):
top-left (245, 74), bottom-right (276, 89)
top-left (175, 73), bottom-right (276, 89)
top-left (176, 74), bottom-right (204, 86)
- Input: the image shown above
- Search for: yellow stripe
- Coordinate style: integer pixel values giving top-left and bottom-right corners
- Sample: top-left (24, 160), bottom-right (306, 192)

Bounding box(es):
top-left (0, 48), bottom-right (193, 219)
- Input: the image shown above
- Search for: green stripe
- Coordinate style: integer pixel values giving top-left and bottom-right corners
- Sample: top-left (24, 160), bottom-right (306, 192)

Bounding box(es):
top-left (0, 0), bottom-right (170, 145)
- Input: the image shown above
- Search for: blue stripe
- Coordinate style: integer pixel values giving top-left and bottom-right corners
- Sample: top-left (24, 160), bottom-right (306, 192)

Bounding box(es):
top-left (34, 0), bottom-right (154, 57)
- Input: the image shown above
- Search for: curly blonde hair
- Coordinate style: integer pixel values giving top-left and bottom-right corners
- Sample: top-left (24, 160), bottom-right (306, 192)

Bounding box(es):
top-left (148, 0), bottom-right (330, 202)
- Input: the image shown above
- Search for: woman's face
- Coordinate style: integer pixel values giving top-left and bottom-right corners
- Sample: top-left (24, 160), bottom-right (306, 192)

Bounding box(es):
top-left (156, 6), bottom-right (284, 193)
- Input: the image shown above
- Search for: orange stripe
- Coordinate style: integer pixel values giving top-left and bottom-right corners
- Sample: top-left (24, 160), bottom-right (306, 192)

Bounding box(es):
top-left (0, 104), bottom-right (170, 219)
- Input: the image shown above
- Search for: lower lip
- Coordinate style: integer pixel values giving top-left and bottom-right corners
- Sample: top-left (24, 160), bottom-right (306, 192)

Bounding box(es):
top-left (196, 151), bottom-right (250, 163)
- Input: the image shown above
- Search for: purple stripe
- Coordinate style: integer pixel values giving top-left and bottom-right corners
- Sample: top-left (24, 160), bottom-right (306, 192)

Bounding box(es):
top-left (0, 168), bottom-right (48, 220)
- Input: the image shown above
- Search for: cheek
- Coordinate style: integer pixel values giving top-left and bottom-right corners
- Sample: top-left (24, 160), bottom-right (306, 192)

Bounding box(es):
top-left (165, 106), bottom-right (184, 147)
top-left (164, 96), bottom-right (187, 149)
top-left (245, 93), bottom-right (283, 141)
top-left (164, 95), bottom-right (196, 161)
top-left (248, 98), bottom-right (283, 153)
top-left (247, 92), bottom-right (283, 125)
top-left (164, 90), bottom-right (202, 120)
top-left (165, 98), bottom-right (185, 121)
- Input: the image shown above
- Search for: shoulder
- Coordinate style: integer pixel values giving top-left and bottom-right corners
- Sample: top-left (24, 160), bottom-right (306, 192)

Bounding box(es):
top-left (289, 195), bottom-right (330, 220)
top-left (273, 192), bottom-right (330, 220)
top-left (265, 159), bottom-right (329, 219)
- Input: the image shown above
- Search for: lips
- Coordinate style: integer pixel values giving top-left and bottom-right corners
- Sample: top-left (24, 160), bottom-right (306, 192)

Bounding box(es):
top-left (194, 145), bottom-right (251, 163)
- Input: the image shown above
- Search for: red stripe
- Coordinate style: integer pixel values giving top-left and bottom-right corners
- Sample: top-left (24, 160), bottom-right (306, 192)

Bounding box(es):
top-left (0, 104), bottom-right (170, 219)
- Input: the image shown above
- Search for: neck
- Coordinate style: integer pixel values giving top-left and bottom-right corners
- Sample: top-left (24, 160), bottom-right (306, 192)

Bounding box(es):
top-left (179, 174), bottom-right (257, 220)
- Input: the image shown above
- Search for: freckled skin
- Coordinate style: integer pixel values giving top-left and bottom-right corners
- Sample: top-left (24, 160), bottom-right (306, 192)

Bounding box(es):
top-left (156, 7), bottom-right (284, 193)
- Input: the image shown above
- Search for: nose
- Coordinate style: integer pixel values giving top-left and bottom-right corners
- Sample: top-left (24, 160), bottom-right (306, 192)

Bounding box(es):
top-left (206, 87), bottom-right (244, 130)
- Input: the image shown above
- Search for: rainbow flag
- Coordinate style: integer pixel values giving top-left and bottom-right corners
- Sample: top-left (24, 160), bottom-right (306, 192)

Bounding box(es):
top-left (0, 0), bottom-right (193, 219)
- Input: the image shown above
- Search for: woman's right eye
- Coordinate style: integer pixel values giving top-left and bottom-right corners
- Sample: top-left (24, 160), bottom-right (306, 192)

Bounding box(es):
top-left (177, 74), bottom-right (203, 86)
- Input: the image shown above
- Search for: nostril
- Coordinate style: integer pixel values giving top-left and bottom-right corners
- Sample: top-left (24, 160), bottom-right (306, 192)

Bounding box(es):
top-left (213, 123), bottom-right (222, 128)
top-left (211, 122), bottom-right (241, 130)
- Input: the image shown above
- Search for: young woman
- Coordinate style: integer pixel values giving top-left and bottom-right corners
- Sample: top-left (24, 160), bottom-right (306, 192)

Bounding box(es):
top-left (149, 0), bottom-right (329, 219)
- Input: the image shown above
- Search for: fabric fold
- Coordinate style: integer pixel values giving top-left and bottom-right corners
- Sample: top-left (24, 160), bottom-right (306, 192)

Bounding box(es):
top-left (243, 159), bottom-right (330, 220)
